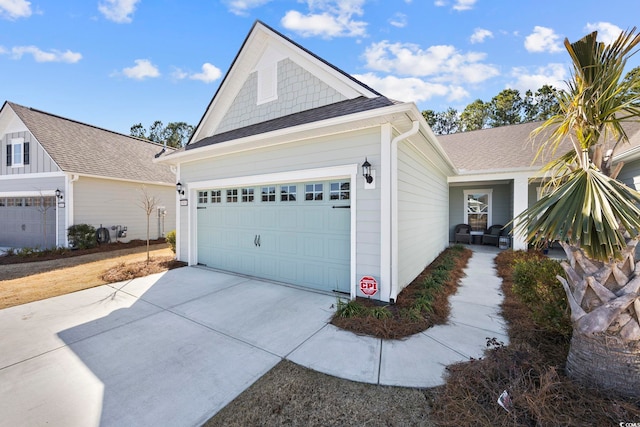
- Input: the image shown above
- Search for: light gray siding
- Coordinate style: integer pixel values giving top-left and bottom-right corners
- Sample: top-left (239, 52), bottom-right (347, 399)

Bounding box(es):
top-left (1, 131), bottom-right (59, 175)
top-left (617, 159), bottom-right (640, 190)
top-left (397, 138), bottom-right (450, 294)
top-left (179, 127), bottom-right (382, 283)
top-left (216, 58), bottom-right (347, 135)
top-left (73, 177), bottom-right (176, 243)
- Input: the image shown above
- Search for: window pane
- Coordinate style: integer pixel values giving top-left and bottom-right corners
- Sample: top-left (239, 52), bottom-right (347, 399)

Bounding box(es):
top-left (467, 192), bottom-right (489, 232)
top-left (261, 186), bottom-right (275, 202)
top-left (226, 189), bottom-right (238, 203)
top-left (281, 184), bottom-right (296, 202)
top-left (211, 190), bottom-right (221, 203)
top-left (330, 181), bottom-right (349, 200)
top-left (198, 191), bottom-right (208, 204)
top-left (242, 188), bottom-right (255, 202)
top-left (12, 144), bottom-right (22, 165)
top-left (305, 183), bottom-right (323, 201)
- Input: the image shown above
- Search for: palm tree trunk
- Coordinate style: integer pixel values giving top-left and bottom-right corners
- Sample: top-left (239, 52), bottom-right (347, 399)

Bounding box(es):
top-left (566, 331), bottom-right (640, 398)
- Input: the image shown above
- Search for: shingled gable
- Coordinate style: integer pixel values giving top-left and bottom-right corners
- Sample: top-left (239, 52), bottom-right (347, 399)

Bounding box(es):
top-left (184, 20), bottom-right (389, 151)
top-left (4, 101), bottom-right (175, 184)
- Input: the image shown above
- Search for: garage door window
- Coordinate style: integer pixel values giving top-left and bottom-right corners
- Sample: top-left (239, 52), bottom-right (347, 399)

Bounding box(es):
top-left (198, 191), bottom-right (209, 204)
top-left (281, 184), bottom-right (296, 201)
top-left (242, 188), bottom-right (255, 202)
top-left (305, 183), bottom-right (323, 201)
top-left (330, 182), bottom-right (350, 200)
top-left (0, 198), bottom-right (5, 207)
top-left (261, 186), bottom-right (276, 202)
top-left (227, 189), bottom-right (238, 203)
top-left (211, 190), bottom-right (221, 203)
top-left (7, 198), bottom-right (23, 207)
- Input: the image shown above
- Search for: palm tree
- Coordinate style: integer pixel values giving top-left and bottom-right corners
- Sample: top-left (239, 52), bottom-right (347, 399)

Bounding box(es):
top-left (513, 28), bottom-right (640, 399)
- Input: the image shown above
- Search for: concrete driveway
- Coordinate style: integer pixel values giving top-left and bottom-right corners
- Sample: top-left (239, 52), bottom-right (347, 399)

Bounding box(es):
top-left (0, 267), bottom-right (337, 427)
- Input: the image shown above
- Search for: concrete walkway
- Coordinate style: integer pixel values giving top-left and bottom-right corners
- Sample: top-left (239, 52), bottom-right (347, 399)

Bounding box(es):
top-left (0, 246), bottom-right (507, 426)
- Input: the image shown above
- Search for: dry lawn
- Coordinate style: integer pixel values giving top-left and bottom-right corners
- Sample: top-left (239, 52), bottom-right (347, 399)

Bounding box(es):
top-left (205, 360), bottom-right (437, 427)
top-left (0, 247), bottom-right (174, 309)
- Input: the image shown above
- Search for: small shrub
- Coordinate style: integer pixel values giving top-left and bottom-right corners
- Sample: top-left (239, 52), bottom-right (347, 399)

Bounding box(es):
top-left (166, 230), bottom-right (177, 254)
top-left (67, 224), bottom-right (97, 249)
top-left (335, 299), bottom-right (366, 318)
top-left (512, 258), bottom-right (571, 336)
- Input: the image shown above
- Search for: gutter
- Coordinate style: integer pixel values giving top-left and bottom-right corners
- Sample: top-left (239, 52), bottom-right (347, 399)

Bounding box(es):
top-left (389, 121), bottom-right (420, 303)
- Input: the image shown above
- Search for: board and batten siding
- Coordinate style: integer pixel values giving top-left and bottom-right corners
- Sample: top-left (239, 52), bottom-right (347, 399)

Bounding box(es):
top-left (396, 137), bottom-right (450, 294)
top-left (1, 131), bottom-right (59, 175)
top-left (179, 126), bottom-right (382, 282)
top-left (73, 176), bottom-right (176, 242)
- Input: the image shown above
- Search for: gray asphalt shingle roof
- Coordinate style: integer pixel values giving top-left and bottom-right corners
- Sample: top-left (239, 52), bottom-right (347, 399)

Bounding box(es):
top-left (186, 96), bottom-right (395, 151)
top-left (8, 102), bottom-right (175, 184)
top-left (438, 120), bottom-right (640, 173)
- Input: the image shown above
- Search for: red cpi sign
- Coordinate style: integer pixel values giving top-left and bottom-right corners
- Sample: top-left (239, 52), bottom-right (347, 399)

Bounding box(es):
top-left (359, 276), bottom-right (378, 296)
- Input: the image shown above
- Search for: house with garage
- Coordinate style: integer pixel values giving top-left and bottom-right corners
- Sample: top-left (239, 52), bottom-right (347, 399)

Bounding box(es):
top-left (0, 101), bottom-right (177, 249)
top-left (438, 120), bottom-right (640, 252)
top-left (156, 21), bottom-right (455, 303)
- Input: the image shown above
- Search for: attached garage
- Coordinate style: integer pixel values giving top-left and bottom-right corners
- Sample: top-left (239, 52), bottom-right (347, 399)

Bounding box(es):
top-left (196, 180), bottom-right (351, 293)
top-left (0, 196), bottom-right (56, 248)
top-left (158, 22), bottom-right (454, 302)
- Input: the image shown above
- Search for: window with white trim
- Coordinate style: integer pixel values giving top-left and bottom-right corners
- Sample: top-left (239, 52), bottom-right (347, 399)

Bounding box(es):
top-left (305, 183), bottom-right (323, 201)
top-left (198, 191), bottom-right (209, 204)
top-left (7, 137), bottom-right (28, 167)
top-left (330, 181), bottom-right (350, 200)
top-left (211, 190), bottom-right (221, 203)
top-left (261, 186), bottom-right (276, 202)
top-left (464, 189), bottom-right (492, 232)
top-left (280, 184), bottom-right (296, 202)
top-left (242, 188), bottom-right (255, 202)
top-left (226, 189), bottom-right (238, 203)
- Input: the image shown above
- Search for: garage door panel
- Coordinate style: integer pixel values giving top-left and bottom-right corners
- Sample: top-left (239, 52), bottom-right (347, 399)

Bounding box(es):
top-left (196, 180), bottom-right (350, 293)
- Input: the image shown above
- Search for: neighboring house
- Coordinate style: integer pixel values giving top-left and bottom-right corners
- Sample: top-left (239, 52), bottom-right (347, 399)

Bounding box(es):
top-left (439, 120), bottom-right (640, 251)
top-left (156, 21), bottom-right (455, 303)
top-left (0, 101), bottom-right (177, 249)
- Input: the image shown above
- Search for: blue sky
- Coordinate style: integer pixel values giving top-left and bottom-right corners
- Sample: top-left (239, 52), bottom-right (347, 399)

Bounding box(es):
top-left (1, 0), bottom-right (638, 135)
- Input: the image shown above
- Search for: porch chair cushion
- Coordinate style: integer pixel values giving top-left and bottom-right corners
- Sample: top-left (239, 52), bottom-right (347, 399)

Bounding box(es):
top-left (482, 224), bottom-right (504, 246)
top-left (454, 223), bottom-right (471, 244)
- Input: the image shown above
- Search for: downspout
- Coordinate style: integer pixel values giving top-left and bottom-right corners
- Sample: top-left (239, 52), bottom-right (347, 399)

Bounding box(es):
top-left (389, 121), bottom-right (420, 303)
top-left (65, 174), bottom-right (79, 247)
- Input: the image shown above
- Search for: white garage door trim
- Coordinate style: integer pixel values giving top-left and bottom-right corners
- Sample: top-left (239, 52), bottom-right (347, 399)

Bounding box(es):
top-left (187, 164), bottom-right (358, 299)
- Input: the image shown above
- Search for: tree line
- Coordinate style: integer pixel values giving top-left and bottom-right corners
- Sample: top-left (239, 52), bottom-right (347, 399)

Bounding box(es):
top-left (424, 66), bottom-right (640, 135)
top-left (130, 121), bottom-right (194, 148)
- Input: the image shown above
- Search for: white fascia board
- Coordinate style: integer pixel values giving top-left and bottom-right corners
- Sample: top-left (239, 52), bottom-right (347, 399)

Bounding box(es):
top-left (0, 190), bottom-right (57, 197)
top-left (68, 172), bottom-right (175, 187)
top-left (0, 171), bottom-right (66, 180)
top-left (158, 103), bottom-right (423, 166)
top-left (448, 169), bottom-right (539, 183)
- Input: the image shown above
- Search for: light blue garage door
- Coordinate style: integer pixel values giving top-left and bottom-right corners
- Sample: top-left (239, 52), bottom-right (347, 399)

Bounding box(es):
top-left (196, 181), bottom-right (351, 294)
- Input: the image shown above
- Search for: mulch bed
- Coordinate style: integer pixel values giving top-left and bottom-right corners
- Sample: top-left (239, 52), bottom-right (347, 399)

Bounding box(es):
top-left (0, 239), bottom-right (167, 265)
top-left (331, 247), bottom-right (472, 339)
top-left (100, 256), bottom-right (187, 282)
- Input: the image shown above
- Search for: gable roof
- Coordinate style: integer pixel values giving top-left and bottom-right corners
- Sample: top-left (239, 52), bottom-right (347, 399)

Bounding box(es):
top-left (188, 20), bottom-right (385, 146)
top-left (439, 120), bottom-right (640, 174)
top-left (4, 101), bottom-right (175, 184)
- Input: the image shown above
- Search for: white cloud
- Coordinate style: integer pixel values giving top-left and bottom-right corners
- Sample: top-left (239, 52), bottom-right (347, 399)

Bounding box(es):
top-left (453, 0), bottom-right (477, 11)
top-left (584, 22), bottom-right (623, 45)
top-left (171, 68), bottom-right (188, 80)
top-left (281, 0), bottom-right (367, 38)
top-left (0, 45), bottom-right (7, 54)
top-left (189, 63), bottom-right (222, 83)
top-left (362, 40), bottom-right (499, 84)
top-left (121, 59), bottom-right (160, 80)
top-left (10, 46), bottom-right (82, 63)
top-left (525, 26), bottom-right (563, 53)
top-left (354, 72), bottom-right (469, 103)
top-left (470, 28), bottom-right (493, 44)
top-left (98, 0), bottom-right (140, 23)
top-left (509, 63), bottom-right (568, 94)
top-left (224, 0), bottom-right (272, 16)
top-left (0, 0), bottom-right (31, 20)
top-left (433, 0), bottom-right (476, 10)
top-left (389, 12), bottom-right (407, 28)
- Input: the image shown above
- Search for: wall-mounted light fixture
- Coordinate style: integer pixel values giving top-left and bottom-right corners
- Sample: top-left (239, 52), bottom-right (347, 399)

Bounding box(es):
top-left (176, 182), bottom-right (184, 196)
top-left (362, 158), bottom-right (373, 184)
top-left (55, 188), bottom-right (63, 201)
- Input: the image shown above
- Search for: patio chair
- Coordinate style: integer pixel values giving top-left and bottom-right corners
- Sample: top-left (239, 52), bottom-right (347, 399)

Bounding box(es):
top-left (482, 224), bottom-right (504, 246)
top-left (454, 224), bottom-right (471, 244)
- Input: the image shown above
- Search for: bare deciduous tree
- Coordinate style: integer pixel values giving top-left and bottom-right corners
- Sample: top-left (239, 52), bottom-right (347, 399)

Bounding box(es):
top-left (137, 186), bottom-right (160, 263)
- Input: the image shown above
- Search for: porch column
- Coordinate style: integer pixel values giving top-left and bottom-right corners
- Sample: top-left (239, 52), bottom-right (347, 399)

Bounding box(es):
top-left (512, 176), bottom-right (529, 251)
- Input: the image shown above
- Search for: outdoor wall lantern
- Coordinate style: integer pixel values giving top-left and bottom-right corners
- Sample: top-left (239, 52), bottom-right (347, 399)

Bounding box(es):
top-left (55, 188), bottom-right (63, 201)
top-left (362, 158), bottom-right (373, 184)
top-left (176, 182), bottom-right (184, 196)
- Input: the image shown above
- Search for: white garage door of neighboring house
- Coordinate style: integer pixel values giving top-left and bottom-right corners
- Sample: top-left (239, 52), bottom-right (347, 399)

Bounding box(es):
top-left (0, 197), bottom-right (56, 248)
top-left (196, 180), bottom-right (351, 294)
